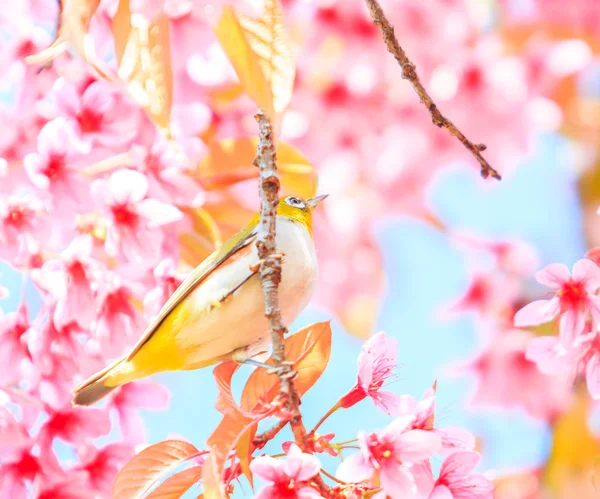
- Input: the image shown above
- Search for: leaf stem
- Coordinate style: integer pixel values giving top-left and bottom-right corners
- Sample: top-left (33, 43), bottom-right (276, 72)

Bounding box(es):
top-left (310, 402), bottom-right (340, 434)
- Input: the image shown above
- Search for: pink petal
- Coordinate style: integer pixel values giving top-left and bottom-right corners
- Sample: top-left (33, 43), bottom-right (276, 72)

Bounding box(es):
top-left (437, 426), bottom-right (476, 456)
top-left (335, 453), bottom-right (373, 483)
top-left (429, 485), bottom-right (453, 499)
top-left (119, 382), bottom-right (170, 410)
top-left (62, 235), bottom-right (93, 261)
top-left (371, 390), bottom-right (402, 416)
top-left (252, 484), bottom-right (278, 499)
top-left (81, 82), bottom-right (114, 116)
top-left (108, 170), bottom-right (149, 205)
top-left (137, 199), bottom-right (183, 227)
top-left (513, 299), bottom-right (559, 327)
top-left (585, 353), bottom-right (600, 400)
top-left (535, 263), bottom-right (570, 289)
top-left (558, 309), bottom-right (586, 346)
top-left (572, 259), bottom-right (600, 291)
top-left (395, 430), bottom-right (442, 463)
top-left (381, 415), bottom-right (417, 440)
top-left (250, 456), bottom-right (285, 483)
top-left (439, 451), bottom-right (481, 479)
top-left (397, 394), bottom-right (418, 416)
top-left (283, 444), bottom-right (321, 481)
top-left (586, 294), bottom-right (600, 325)
top-left (379, 465), bottom-right (419, 499)
top-left (297, 486), bottom-right (324, 499)
top-left (525, 336), bottom-right (569, 375)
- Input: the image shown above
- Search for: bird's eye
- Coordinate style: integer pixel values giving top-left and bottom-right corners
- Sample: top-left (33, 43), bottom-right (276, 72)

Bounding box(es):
top-left (285, 196), bottom-right (305, 208)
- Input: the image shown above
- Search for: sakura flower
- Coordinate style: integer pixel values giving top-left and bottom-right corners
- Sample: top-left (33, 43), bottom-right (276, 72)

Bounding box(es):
top-left (250, 443), bottom-right (323, 499)
top-left (94, 272), bottom-right (144, 356)
top-left (91, 169), bottom-right (183, 265)
top-left (429, 452), bottom-right (494, 499)
top-left (468, 329), bottom-right (572, 420)
top-left (41, 235), bottom-right (101, 329)
top-left (336, 415), bottom-right (441, 498)
top-left (38, 406), bottom-right (111, 448)
top-left (0, 450), bottom-right (44, 499)
top-left (0, 194), bottom-right (49, 262)
top-left (514, 260), bottom-right (600, 345)
top-left (131, 139), bottom-right (203, 207)
top-left (0, 303), bottom-right (32, 385)
top-left (75, 444), bottom-right (133, 496)
top-left (398, 384), bottom-right (476, 456)
top-left (338, 331), bottom-right (401, 415)
top-left (23, 118), bottom-right (91, 215)
top-left (51, 78), bottom-right (139, 149)
top-left (110, 382), bottom-right (170, 444)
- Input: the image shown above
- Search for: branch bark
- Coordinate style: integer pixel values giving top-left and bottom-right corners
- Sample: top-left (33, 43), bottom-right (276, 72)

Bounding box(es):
top-left (364, 0), bottom-right (501, 181)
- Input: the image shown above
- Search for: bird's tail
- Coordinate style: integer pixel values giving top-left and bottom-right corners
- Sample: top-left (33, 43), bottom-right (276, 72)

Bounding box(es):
top-left (72, 355), bottom-right (135, 406)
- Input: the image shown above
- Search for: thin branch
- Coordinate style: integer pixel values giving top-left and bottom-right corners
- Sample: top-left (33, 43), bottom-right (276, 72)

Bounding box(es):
top-left (364, 0), bottom-right (501, 181)
top-left (252, 419), bottom-right (289, 449)
top-left (253, 108), bottom-right (330, 497)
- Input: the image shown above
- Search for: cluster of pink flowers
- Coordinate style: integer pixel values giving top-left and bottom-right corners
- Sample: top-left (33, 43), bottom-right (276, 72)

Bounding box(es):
top-left (247, 332), bottom-right (493, 499)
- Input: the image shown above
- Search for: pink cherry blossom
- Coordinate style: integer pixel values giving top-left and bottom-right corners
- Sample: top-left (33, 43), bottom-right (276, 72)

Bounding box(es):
top-left (38, 405), bottom-right (111, 448)
top-left (398, 385), bottom-right (476, 456)
top-left (336, 415), bottom-right (441, 498)
top-left (0, 303), bottom-right (32, 385)
top-left (110, 382), bottom-right (170, 444)
top-left (91, 169), bottom-right (183, 265)
top-left (250, 443), bottom-right (323, 499)
top-left (0, 194), bottom-right (49, 262)
top-left (514, 260), bottom-right (600, 345)
top-left (40, 235), bottom-right (101, 330)
top-left (23, 118), bottom-right (91, 215)
top-left (467, 329), bottom-right (572, 420)
top-left (338, 331), bottom-right (401, 415)
top-left (50, 78), bottom-right (139, 149)
top-left (131, 138), bottom-right (204, 207)
top-left (429, 451), bottom-right (494, 499)
top-left (0, 450), bottom-right (44, 499)
top-left (75, 444), bottom-right (133, 496)
top-left (143, 258), bottom-right (186, 318)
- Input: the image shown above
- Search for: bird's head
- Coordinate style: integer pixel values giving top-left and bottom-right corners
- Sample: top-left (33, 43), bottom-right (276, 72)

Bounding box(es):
top-left (277, 194), bottom-right (328, 235)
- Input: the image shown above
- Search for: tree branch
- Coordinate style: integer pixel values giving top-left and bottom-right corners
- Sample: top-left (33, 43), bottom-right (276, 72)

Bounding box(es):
top-left (364, 0), bottom-right (501, 181)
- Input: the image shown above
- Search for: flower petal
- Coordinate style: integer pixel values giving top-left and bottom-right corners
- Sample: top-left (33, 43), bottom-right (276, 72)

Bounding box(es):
top-left (586, 353), bottom-right (600, 400)
top-left (108, 170), bottom-right (149, 205)
top-left (428, 485), bottom-right (453, 499)
top-left (379, 465), bottom-right (418, 499)
top-left (535, 263), bottom-right (570, 289)
top-left (513, 299), bottom-right (559, 327)
top-left (558, 309), bottom-right (586, 346)
top-left (572, 259), bottom-right (600, 291)
top-left (395, 429), bottom-right (442, 462)
top-left (137, 199), bottom-right (183, 227)
top-left (249, 456), bottom-right (285, 483)
top-left (439, 451), bottom-right (481, 479)
top-left (371, 390), bottom-right (402, 416)
top-left (336, 453), bottom-right (373, 483)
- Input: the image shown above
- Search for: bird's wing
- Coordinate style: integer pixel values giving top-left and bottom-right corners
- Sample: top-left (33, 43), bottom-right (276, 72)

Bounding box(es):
top-left (126, 218), bottom-right (260, 360)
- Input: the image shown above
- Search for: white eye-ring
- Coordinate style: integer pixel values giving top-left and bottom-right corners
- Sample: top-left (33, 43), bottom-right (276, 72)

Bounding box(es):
top-left (285, 196), bottom-right (306, 209)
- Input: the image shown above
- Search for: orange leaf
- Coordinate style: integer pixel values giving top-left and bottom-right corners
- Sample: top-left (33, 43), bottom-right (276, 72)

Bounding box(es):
top-left (236, 424), bottom-right (257, 488)
top-left (213, 361), bottom-right (244, 417)
top-left (145, 466), bottom-right (203, 499)
top-left (201, 450), bottom-right (226, 499)
top-left (111, 0), bottom-right (173, 131)
top-left (213, 0), bottom-right (295, 119)
top-left (196, 138), bottom-right (317, 199)
top-left (113, 440), bottom-right (200, 499)
top-left (25, 0), bottom-right (108, 76)
top-left (240, 321), bottom-right (332, 412)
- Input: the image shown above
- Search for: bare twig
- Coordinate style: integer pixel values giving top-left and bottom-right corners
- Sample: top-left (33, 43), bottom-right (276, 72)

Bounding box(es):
top-left (252, 419), bottom-right (289, 449)
top-left (253, 108), bottom-right (330, 497)
top-left (364, 0), bottom-right (501, 181)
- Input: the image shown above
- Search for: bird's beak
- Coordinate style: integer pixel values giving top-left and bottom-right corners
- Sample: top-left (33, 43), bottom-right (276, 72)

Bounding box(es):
top-left (306, 194), bottom-right (329, 210)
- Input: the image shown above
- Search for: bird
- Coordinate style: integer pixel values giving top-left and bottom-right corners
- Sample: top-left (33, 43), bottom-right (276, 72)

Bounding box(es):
top-left (72, 194), bottom-right (328, 406)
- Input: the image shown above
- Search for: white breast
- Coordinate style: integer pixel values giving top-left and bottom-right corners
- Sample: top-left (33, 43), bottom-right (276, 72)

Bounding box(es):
top-left (175, 216), bottom-right (318, 367)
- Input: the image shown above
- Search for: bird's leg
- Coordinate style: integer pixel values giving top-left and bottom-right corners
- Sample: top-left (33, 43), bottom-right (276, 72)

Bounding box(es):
top-left (231, 347), bottom-right (273, 370)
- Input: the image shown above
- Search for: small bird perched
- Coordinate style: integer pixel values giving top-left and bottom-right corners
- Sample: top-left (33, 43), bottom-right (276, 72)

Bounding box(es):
top-left (72, 194), bottom-right (327, 406)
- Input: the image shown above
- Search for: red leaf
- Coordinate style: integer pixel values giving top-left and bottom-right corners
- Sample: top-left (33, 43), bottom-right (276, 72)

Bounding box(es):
top-left (213, 361), bottom-right (243, 417)
top-left (201, 450), bottom-right (225, 499)
top-left (113, 440), bottom-right (200, 499)
top-left (241, 322), bottom-right (332, 412)
top-left (145, 466), bottom-right (203, 499)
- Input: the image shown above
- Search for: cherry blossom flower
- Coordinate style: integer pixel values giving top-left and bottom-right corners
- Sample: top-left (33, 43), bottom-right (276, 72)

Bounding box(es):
top-left (75, 444), bottom-right (133, 496)
top-left (0, 450), bottom-right (44, 499)
top-left (429, 451), bottom-right (494, 499)
top-left (336, 415), bottom-right (441, 498)
top-left (468, 329), bottom-right (573, 420)
top-left (0, 303), bottom-right (32, 385)
top-left (110, 382), bottom-right (170, 444)
top-left (38, 405), bottom-right (111, 448)
top-left (0, 194), bottom-right (49, 262)
top-left (250, 443), bottom-right (323, 499)
top-left (143, 258), bottom-right (186, 318)
top-left (23, 118), bottom-right (91, 215)
top-left (40, 235), bottom-right (101, 330)
top-left (50, 78), bottom-right (139, 149)
top-left (338, 331), bottom-right (401, 415)
top-left (398, 385), bottom-right (476, 456)
top-left (131, 136), bottom-right (204, 207)
top-left (91, 169), bottom-right (183, 265)
top-left (514, 260), bottom-right (600, 345)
